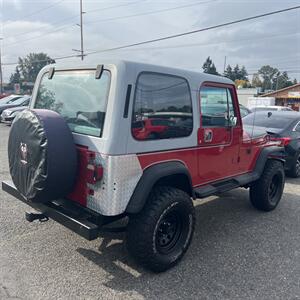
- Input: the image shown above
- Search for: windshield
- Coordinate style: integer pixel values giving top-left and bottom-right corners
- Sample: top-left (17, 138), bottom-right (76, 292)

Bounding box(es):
top-left (35, 69), bottom-right (111, 137)
top-left (243, 113), bottom-right (294, 129)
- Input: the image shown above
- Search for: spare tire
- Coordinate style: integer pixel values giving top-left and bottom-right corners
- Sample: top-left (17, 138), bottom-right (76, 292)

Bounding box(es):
top-left (8, 109), bottom-right (77, 203)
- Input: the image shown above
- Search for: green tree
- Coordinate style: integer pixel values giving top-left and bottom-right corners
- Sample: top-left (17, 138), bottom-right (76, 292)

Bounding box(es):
top-left (9, 66), bottom-right (21, 85)
top-left (232, 64), bottom-right (248, 81)
top-left (225, 64), bottom-right (248, 82)
top-left (258, 65), bottom-right (278, 91)
top-left (232, 64), bottom-right (240, 81)
top-left (272, 71), bottom-right (294, 90)
top-left (251, 73), bottom-right (262, 88)
top-left (17, 53), bottom-right (55, 83)
top-left (202, 56), bottom-right (219, 75)
top-left (223, 65), bottom-right (234, 81)
top-left (239, 66), bottom-right (248, 80)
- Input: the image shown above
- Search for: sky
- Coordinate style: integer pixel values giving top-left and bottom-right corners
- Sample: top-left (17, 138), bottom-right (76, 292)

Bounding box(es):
top-left (0, 0), bottom-right (300, 82)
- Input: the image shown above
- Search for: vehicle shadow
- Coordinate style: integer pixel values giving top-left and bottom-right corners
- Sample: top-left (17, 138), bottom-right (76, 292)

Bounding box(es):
top-left (285, 176), bottom-right (300, 186)
top-left (76, 188), bottom-right (299, 299)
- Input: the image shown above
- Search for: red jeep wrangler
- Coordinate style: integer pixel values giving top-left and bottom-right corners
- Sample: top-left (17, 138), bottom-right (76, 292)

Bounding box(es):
top-left (2, 61), bottom-right (286, 272)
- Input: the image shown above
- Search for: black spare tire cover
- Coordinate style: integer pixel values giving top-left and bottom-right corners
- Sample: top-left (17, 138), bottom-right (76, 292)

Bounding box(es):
top-left (8, 109), bottom-right (77, 203)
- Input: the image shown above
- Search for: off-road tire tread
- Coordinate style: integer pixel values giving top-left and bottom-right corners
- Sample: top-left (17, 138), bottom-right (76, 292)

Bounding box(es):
top-left (250, 160), bottom-right (284, 211)
top-left (127, 186), bottom-right (195, 272)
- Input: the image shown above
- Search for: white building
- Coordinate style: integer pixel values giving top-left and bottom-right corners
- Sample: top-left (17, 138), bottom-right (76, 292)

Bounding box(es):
top-left (236, 88), bottom-right (258, 107)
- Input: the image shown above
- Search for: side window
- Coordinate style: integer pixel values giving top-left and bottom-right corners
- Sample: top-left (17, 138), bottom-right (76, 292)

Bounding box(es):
top-left (132, 72), bottom-right (193, 140)
top-left (200, 86), bottom-right (237, 127)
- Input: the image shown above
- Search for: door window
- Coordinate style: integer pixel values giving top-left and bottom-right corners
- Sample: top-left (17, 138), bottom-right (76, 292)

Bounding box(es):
top-left (132, 72), bottom-right (193, 140)
top-left (200, 86), bottom-right (237, 127)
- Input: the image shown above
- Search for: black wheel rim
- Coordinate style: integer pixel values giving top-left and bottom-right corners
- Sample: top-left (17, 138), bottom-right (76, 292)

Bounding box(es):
top-left (296, 155), bottom-right (300, 176)
top-left (156, 210), bottom-right (182, 254)
top-left (268, 173), bottom-right (281, 204)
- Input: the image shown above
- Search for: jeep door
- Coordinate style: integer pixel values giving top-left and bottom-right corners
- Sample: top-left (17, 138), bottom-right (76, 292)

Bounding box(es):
top-left (197, 83), bottom-right (242, 183)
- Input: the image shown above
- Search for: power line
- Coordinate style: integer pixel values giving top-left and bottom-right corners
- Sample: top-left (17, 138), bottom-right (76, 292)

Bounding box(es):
top-left (84, 30), bottom-right (300, 53)
top-left (85, 0), bottom-right (218, 25)
top-left (3, 0), bottom-right (215, 48)
top-left (3, 23), bottom-right (76, 48)
top-left (2, 53), bottom-right (78, 66)
top-left (85, 5), bottom-right (300, 56)
top-left (85, 0), bottom-right (147, 14)
top-left (6, 14), bottom-right (80, 40)
top-left (2, 0), bottom-right (66, 24)
top-left (2, 6), bottom-right (300, 67)
top-left (5, 1), bottom-right (144, 41)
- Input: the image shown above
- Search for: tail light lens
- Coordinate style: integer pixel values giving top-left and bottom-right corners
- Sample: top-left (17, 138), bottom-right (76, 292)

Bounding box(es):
top-left (87, 163), bottom-right (103, 184)
top-left (270, 137), bottom-right (291, 146)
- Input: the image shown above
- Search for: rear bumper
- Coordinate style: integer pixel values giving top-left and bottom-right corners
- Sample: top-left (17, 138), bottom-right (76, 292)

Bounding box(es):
top-left (2, 181), bottom-right (108, 240)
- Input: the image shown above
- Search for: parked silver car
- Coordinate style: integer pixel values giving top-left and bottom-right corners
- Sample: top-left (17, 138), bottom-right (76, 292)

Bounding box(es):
top-left (0, 95), bottom-right (31, 123)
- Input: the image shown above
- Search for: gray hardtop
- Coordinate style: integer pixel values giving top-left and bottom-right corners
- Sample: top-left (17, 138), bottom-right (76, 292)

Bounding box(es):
top-left (33, 60), bottom-right (235, 155)
top-left (41, 59), bottom-right (234, 87)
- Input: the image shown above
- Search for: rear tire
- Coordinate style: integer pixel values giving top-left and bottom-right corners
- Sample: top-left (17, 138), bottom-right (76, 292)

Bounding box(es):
top-left (127, 186), bottom-right (195, 272)
top-left (250, 160), bottom-right (285, 211)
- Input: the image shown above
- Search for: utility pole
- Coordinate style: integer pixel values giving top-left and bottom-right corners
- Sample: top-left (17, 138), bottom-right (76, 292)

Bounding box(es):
top-left (0, 38), bottom-right (3, 95)
top-left (72, 0), bottom-right (85, 60)
top-left (80, 0), bottom-right (84, 60)
top-left (223, 56), bottom-right (227, 73)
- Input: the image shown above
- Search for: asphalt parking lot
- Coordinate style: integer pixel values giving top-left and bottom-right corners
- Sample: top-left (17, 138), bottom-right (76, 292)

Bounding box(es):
top-left (0, 123), bottom-right (299, 300)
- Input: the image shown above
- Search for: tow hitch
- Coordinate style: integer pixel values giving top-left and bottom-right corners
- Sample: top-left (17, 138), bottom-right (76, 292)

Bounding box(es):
top-left (25, 211), bottom-right (49, 223)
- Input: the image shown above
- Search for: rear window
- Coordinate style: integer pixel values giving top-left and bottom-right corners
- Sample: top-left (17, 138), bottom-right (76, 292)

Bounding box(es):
top-left (243, 113), bottom-right (294, 129)
top-left (35, 70), bottom-right (111, 137)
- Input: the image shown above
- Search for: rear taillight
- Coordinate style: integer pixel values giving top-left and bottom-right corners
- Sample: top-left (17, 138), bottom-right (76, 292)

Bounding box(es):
top-left (87, 152), bottom-right (103, 184)
top-left (87, 164), bottom-right (103, 184)
top-left (270, 137), bottom-right (291, 146)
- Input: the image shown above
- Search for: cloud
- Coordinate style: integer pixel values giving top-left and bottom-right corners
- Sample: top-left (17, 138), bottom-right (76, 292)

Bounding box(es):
top-left (12, 0), bottom-right (22, 11)
top-left (1, 0), bottom-right (300, 82)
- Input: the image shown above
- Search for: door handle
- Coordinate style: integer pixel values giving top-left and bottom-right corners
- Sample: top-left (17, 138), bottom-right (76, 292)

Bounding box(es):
top-left (204, 129), bottom-right (213, 143)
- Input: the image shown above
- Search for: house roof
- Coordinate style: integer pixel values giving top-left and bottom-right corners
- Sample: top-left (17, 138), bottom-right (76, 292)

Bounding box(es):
top-left (262, 83), bottom-right (300, 97)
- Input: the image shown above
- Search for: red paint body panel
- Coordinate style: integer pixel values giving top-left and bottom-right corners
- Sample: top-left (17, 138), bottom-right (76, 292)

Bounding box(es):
top-left (67, 146), bottom-right (90, 206)
top-left (137, 82), bottom-right (270, 188)
top-left (137, 138), bottom-right (265, 188)
top-left (138, 149), bottom-right (199, 185)
top-left (196, 82), bottom-right (243, 181)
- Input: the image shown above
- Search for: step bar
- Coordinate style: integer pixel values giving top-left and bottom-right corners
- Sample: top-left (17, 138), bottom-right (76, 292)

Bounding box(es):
top-left (194, 171), bottom-right (260, 198)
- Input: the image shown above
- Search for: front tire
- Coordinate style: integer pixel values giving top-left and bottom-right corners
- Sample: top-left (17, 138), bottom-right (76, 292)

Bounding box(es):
top-left (127, 186), bottom-right (195, 272)
top-left (250, 160), bottom-right (285, 211)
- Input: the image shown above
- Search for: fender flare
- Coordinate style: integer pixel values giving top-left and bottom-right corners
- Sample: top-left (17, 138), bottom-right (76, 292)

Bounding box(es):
top-left (254, 146), bottom-right (286, 176)
top-left (126, 161), bottom-right (193, 214)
